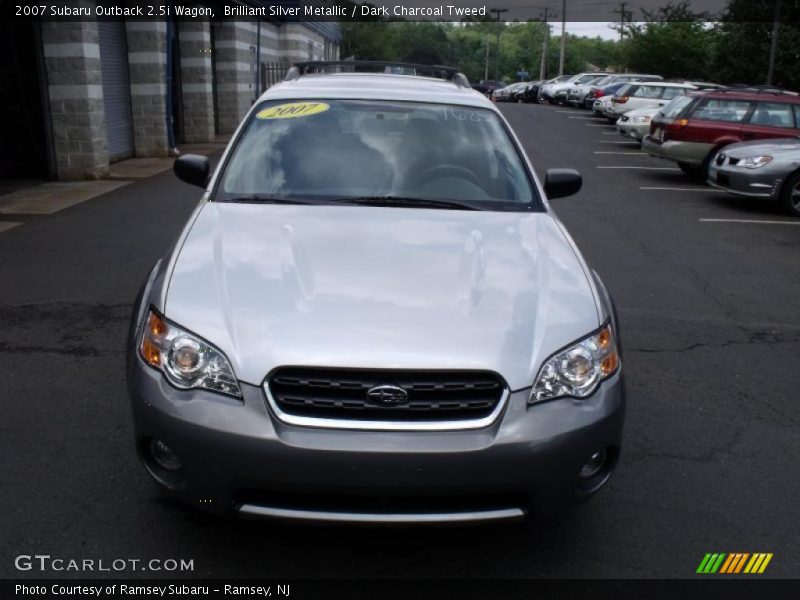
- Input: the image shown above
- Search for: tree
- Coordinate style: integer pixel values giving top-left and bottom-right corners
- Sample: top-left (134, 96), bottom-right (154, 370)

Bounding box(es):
top-left (617, 1), bottom-right (719, 80)
top-left (712, 0), bottom-right (800, 90)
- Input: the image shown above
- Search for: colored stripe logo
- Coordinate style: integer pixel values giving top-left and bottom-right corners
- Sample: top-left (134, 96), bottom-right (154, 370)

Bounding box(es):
top-left (697, 553), bottom-right (773, 574)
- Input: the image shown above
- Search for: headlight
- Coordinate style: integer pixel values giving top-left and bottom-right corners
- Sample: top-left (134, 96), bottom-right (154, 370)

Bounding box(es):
top-left (738, 155), bottom-right (773, 169)
top-left (139, 309), bottom-right (242, 398)
top-left (631, 116), bottom-right (651, 123)
top-left (530, 323), bottom-right (619, 404)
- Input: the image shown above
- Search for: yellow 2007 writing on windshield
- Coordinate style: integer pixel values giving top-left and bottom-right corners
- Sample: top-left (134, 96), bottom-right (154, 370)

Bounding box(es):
top-left (256, 102), bottom-right (330, 120)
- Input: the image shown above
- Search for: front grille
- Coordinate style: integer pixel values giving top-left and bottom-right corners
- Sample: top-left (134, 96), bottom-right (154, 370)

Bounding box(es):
top-left (267, 367), bottom-right (506, 422)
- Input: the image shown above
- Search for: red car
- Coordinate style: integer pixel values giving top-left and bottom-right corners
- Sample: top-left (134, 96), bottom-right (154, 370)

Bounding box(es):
top-left (642, 87), bottom-right (800, 178)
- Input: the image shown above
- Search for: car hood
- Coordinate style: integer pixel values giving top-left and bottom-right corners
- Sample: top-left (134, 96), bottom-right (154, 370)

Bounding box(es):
top-left (625, 107), bottom-right (662, 118)
top-left (165, 203), bottom-right (600, 390)
top-left (723, 137), bottom-right (800, 157)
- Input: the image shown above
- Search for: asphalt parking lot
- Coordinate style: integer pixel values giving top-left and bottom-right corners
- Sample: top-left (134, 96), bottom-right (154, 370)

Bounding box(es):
top-left (1, 101), bottom-right (798, 579)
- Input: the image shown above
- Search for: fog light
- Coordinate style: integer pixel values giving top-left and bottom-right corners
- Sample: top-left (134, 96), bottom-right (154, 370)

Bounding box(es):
top-left (149, 439), bottom-right (182, 471)
top-left (579, 450), bottom-right (607, 479)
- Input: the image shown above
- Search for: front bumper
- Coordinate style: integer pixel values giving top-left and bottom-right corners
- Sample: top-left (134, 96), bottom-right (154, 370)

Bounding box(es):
top-left (567, 92), bottom-right (584, 105)
top-left (616, 120), bottom-right (649, 141)
top-left (707, 162), bottom-right (784, 199)
top-left (641, 136), bottom-right (712, 166)
top-left (129, 358), bottom-right (626, 523)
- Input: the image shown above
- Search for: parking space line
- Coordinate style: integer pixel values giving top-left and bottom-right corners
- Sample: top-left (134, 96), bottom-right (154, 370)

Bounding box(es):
top-left (699, 218), bottom-right (800, 225)
top-left (597, 166), bottom-right (681, 171)
top-left (641, 186), bottom-right (726, 193)
top-left (594, 151), bottom-right (645, 155)
top-left (569, 116), bottom-right (598, 120)
top-left (586, 124), bottom-right (615, 127)
top-left (600, 132), bottom-right (620, 135)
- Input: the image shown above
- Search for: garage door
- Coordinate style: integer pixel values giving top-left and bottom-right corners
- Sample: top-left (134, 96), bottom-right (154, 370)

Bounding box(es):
top-left (97, 20), bottom-right (133, 161)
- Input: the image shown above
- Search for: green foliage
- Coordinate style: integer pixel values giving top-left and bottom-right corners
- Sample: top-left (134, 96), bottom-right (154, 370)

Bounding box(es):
top-left (712, 0), bottom-right (800, 90)
top-left (341, 19), bottom-right (618, 83)
top-left (339, 0), bottom-right (800, 91)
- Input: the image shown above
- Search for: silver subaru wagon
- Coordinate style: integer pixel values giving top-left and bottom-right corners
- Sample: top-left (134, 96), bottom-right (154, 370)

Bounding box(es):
top-left (127, 62), bottom-right (625, 524)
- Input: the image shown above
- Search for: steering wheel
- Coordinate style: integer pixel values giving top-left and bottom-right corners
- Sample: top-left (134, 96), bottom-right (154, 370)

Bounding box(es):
top-left (417, 164), bottom-right (481, 187)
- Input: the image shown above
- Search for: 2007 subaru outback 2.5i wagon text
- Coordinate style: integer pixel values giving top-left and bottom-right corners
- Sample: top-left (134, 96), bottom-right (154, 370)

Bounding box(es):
top-left (127, 62), bottom-right (625, 524)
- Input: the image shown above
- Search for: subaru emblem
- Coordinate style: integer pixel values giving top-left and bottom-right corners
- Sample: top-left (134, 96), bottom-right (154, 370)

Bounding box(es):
top-left (366, 385), bottom-right (408, 406)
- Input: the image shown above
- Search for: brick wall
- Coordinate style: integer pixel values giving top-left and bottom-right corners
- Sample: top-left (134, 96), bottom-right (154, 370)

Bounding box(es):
top-left (41, 18), bottom-right (109, 180)
top-left (178, 21), bottom-right (215, 143)
top-left (125, 21), bottom-right (169, 157)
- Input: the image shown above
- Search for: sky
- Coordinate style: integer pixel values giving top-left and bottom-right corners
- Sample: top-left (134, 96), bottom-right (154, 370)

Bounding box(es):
top-left (563, 21), bottom-right (620, 40)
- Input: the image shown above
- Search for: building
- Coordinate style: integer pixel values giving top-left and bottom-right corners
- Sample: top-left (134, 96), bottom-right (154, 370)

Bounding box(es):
top-left (0, 1), bottom-right (341, 181)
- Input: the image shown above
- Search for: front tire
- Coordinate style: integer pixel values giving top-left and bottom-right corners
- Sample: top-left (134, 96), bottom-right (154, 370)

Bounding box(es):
top-left (780, 171), bottom-right (800, 217)
top-left (678, 162), bottom-right (702, 177)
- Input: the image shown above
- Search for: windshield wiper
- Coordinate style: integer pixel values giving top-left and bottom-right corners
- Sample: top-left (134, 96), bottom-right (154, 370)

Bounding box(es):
top-left (217, 195), bottom-right (323, 205)
top-left (336, 196), bottom-right (483, 211)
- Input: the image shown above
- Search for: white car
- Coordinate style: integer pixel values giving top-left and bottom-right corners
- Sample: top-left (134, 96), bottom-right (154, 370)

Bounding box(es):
top-left (592, 94), bottom-right (615, 117)
top-left (605, 81), bottom-right (697, 120)
top-left (566, 74), bottom-right (610, 106)
top-left (615, 106), bottom-right (662, 141)
top-left (540, 73), bottom-right (599, 104)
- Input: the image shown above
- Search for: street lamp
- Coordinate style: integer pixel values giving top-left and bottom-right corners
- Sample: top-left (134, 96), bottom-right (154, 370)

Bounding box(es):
top-left (490, 8), bottom-right (508, 81)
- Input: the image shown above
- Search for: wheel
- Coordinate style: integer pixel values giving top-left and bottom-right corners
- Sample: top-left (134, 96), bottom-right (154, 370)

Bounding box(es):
top-left (780, 171), bottom-right (800, 217)
top-left (678, 162), bottom-right (703, 177)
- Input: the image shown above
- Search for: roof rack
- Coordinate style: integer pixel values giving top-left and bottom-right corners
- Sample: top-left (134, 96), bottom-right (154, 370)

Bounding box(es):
top-left (284, 61), bottom-right (471, 88)
top-left (718, 84), bottom-right (798, 96)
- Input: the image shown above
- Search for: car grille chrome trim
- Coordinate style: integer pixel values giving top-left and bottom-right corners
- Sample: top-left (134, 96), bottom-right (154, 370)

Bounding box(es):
top-left (262, 367), bottom-right (510, 431)
top-left (238, 503), bottom-right (526, 523)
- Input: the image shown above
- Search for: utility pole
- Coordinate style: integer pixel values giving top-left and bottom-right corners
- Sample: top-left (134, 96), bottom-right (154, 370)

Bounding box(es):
top-left (558, 0), bottom-right (566, 76)
top-left (484, 34), bottom-right (490, 82)
top-left (766, 0), bottom-right (781, 86)
top-left (539, 7), bottom-right (550, 81)
top-left (490, 8), bottom-right (508, 81)
top-left (615, 2), bottom-right (630, 42)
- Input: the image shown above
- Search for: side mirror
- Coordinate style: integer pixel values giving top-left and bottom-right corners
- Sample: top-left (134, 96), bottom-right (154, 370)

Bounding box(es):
top-left (544, 168), bottom-right (582, 199)
top-left (173, 154), bottom-right (209, 188)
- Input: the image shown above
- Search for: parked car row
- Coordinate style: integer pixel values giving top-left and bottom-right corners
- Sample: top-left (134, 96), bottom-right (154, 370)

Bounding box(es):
top-left (493, 81), bottom-right (532, 102)
top-left (642, 87), bottom-right (800, 216)
top-left (572, 80), bottom-right (800, 217)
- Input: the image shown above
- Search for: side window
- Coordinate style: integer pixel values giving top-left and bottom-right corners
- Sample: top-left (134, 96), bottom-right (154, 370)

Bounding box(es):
top-left (616, 84), bottom-right (634, 97)
top-left (633, 85), bottom-right (663, 98)
top-left (749, 102), bottom-right (795, 129)
top-left (691, 99), bottom-right (751, 123)
top-left (661, 87), bottom-right (685, 100)
top-left (794, 105), bottom-right (800, 128)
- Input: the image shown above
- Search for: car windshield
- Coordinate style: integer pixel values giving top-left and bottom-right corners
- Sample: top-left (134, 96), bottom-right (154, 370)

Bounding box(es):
top-left (217, 100), bottom-right (536, 209)
top-left (604, 82), bottom-right (627, 95)
top-left (615, 84), bottom-right (634, 97)
top-left (659, 95), bottom-right (694, 118)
